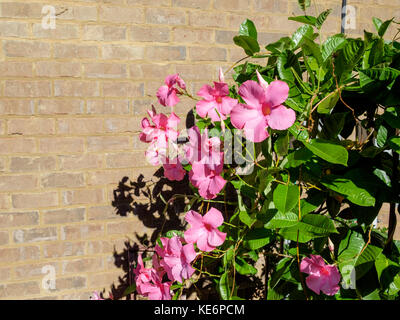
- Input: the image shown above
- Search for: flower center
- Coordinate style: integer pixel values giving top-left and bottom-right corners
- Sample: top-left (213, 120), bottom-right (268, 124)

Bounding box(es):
top-left (320, 267), bottom-right (330, 276)
top-left (262, 103), bottom-right (271, 116)
top-left (216, 96), bottom-right (223, 104)
top-left (204, 223), bottom-right (213, 231)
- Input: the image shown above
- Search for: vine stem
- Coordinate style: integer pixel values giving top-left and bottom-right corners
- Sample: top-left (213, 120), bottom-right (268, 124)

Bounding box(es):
top-left (297, 178), bottom-right (309, 300)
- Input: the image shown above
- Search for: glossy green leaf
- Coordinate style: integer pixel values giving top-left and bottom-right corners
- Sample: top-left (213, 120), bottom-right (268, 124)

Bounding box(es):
top-left (233, 35), bottom-right (260, 56)
top-left (322, 35), bottom-right (347, 62)
top-left (238, 19), bottom-right (258, 40)
top-left (244, 228), bottom-right (272, 250)
top-left (235, 256), bottom-right (257, 275)
top-left (288, 15), bottom-right (317, 26)
top-left (315, 9), bottom-right (332, 29)
top-left (273, 183), bottom-right (299, 214)
top-left (219, 272), bottom-right (230, 300)
top-left (388, 136), bottom-right (400, 152)
top-left (304, 139), bottom-right (348, 166)
top-left (264, 211), bottom-right (299, 229)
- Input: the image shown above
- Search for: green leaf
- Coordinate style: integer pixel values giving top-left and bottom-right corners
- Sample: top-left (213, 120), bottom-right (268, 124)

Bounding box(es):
top-left (355, 245), bottom-right (383, 280)
top-left (264, 211), bottom-right (299, 229)
top-left (291, 25), bottom-right (314, 49)
top-left (335, 39), bottom-right (365, 83)
top-left (244, 228), bottom-right (272, 250)
top-left (376, 124), bottom-right (388, 147)
top-left (270, 257), bottom-right (293, 289)
top-left (285, 147), bottom-right (314, 168)
top-left (303, 139), bottom-right (348, 166)
top-left (273, 183), bottom-right (299, 214)
top-left (322, 35), bottom-right (347, 63)
top-left (233, 35), bottom-right (260, 56)
top-left (373, 17), bottom-right (394, 37)
top-left (375, 254), bottom-right (400, 295)
top-left (239, 19), bottom-right (258, 40)
top-left (223, 246), bottom-right (235, 268)
top-left (362, 38), bottom-right (384, 69)
top-left (300, 214), bottom-right (338, 235)
top-left (321, 175), bottom-right (376, 207)
top-left (297, 0), bottom-right (311, 11)
top-left (315, 9), bottom-right (332, 30)
top-left (235, 256), bottom-right (257, 275)
top-left (373, 17), bottom-right (383, 34)
top-left (382, 107), bottom-right (400, 129)
top-left (274, 131), bottom-right (289, 156)
top-left (288, 15), bottom-right (317, 27)
top-left (219, 272), bottom-right (231, 300)
top-left (317, 91), bottom-right (340, 114)
top-left (123, 284), bottom-right (136, 296)
top-left (359, 68), bottom-right (400, 94)
top-left (277, 50), bottom-right (300, 82)
top-left (388, 136), bottom-right (400, 152)
top-left (239, 210), bottom-right (256, 228)
top-left (165, 230), bottom-right (185, 238)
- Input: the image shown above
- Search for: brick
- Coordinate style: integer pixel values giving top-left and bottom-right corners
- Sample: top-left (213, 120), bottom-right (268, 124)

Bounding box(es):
top-left (5, 80), bottom-right (51, 97)
top-left (102, 45), bottom-right (145, 61)
top-left (42, 208), bottom-right (85, 224)
top-left (10, 156), bottom-right (56, 172)
top-left (0, 62), bottom-right (33, 77)
top-left (175, 64), bottom-right (217, 80)
top-left (0, 175), bottom-right (38, 192)
top-left (54, 43), bottom-right (99, 59)
top-left (87, 136), bottom-right (132, 152)
top-left (0, 246), bottom-right (40, 263)
top-left (104, 118), bottom-right (138, 133)
top-left (84, 62), bottom-right (127, 78)
top-left (56, 5), bottom-right (97, 21)
top-left (214, 0), bottom-right (252, 11)
top-left (88, 271), bottom-right (124, 288)
top-left (102, 81), bottom-right (144, 97)
top-left (35, 62), bottom-right (81, 78)
top-left (12, 192), bottom-right (58, 209)
top-left (62, 188), bottom-right (105, 206)
top-left (0, 21), bottom-right (29, 37)
top-left (87, 100), bottom-right (130, 114)
top-left (0, 138), bottom-right (34, 154)
top-left (83, 25), bottom-right (127, 41)
top-left (41, 173), bottom-right (85, 188)
top-left (127, 0), bottom-right (170, 5)
top-left (15, 262), bottom-right (58, 279)
top-left (0, 281), bottom-right (40, 298)
top-left (0, 2), bottom-right (43, 18)
top-left (62, 257), bottom-right (103, 274)
top-left (57, 118), bottom-right (104, 134)
top-left (189, 11), bottom-right (226, 27)
top-left (32, 23), bottom-right (79, 40)
top-left (87, 169), bottom-right (133, 186)
top-left (106, 152), bottom-right (147, 168)
top-left (59, 154), bottom-right (103, 170)
top-left (0, 158), bottom-right (5, 171)
top-left (54, 80), bottom-right (100, 97)
top-left (215, 30), bottom-right (237, 44)
top-left (0, 231), bottom-right (9, 246)
top-left (254, 0), bottom-right (288, 12)
top-left (227, 14), bottom-right (270, 31)
top-left (61, 224), bottom-right (104, 240)
top-left (0, 211), bottom-right (39, 228)
top-left (0, 268), bottom-right (11, 282)
top-left (173, 0), bottom-right (211, 9)
top-left (189, 47), bottom-right (227, 61)
top-left (0, 100), bottom-right (34, 115)
top-left (61, 291), bottom-right (92, 300)
top-left (43, 241), bottom-right (86, 258)
top-left (7, 118), bottom-right (55, 135)
top-left (0, 194), bottom-right (10, 210)
top-left (146, 8), bottom-right (186, 25)
top-left (49, 276), bottom-right (87, 292)
top-left (13, 227), bottom-right (57, 243)
top-left (172, 27), bottom-right (214, 43)
top-left (107, 218), bottom-right (151, 236)
top-left (37, 99), bottom-right (84, 115)
top-left (100, 6), bottom-right (144, 23)
top-left (130, 25), bottom-right (170, 42)
top-left (39, 137), bottom-right (85, 153)
top-left (87, 206), bottom-right (117, 221)
top-left (146, 46), bottom-right (186, 61)
top-left (3, 40), bottom-right (51, 58)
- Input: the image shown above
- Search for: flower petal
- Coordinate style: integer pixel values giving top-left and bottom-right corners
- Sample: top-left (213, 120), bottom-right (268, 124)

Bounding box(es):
top-left (230, 104), bottom-right (260, 130)
top-left (184, 210), bottom-right (204, 228)
top-left (203, 208), bottom-right (224, 228)
top-left (238, 80), bottom-right (265, 109)
top-left (243, 117), bottom-right (269, 143)
top-left (265, 80), bottom-right (289, 107)
top-left (267, 105), bottom-right (296, 131)
top-left (207, 228), bottom-right (226, 247)
top-left (305, 274), bottom-right (323, 295)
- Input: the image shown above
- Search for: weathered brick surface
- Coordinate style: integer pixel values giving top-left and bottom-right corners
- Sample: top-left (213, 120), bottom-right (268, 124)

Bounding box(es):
top-left (0, 0), bottom-right (398, 300)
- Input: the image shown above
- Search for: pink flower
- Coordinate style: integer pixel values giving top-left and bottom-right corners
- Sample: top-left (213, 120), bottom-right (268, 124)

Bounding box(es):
top-left (90, 291), bottom-right (104, 300)
top-left (196, 72), bottom-right (237, 121)
top-left (184, 126), bottom-right (222, 168)
top-left (163, 157), bottom-right (186, 181)
top-left (139, 269), bottom-right (172, 300)
top-left (189, 160), bottom-right (226, 200)
top-left (184, 208), bottom-right (227, 252)
top-left (157, 74), bottom-right (186, 107)
top-left (230, 70), bottom-right (295, 142)
top-left (300, 255), bottom-right (341, 296)
top-left (156, 236), bottom-right (197, 283)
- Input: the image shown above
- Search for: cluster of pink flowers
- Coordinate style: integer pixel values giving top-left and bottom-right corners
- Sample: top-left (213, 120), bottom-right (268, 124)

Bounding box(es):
top-left (133, 208), bottom-right (227, 300)
top-left (140, 69), bottom-right (296, 198)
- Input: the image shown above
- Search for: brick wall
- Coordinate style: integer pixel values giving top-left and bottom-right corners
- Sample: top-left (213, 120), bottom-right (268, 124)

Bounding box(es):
top-left (0, 0), bottom-right (399, 300)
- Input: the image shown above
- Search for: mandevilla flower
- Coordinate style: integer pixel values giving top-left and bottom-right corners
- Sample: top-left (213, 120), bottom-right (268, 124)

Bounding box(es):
top-left (184, 208), bottom-right (226, 252)
top-left (157, 74), bottom-right (186, 107)
top-left (184, 126), bottom-right (222, 168)
top-left (163, 157), bottom-right (186, 181)
top-left (189, 160), bottom-right (226, 200)
top-left (156, 236), bottom-right (197, 283)
top-left (90, 291), bottom-right (104, 300)
top-left (300, 255), bottom-right (341, 296)
top-left (196, 68), bottom-right (237, 121)
top-left (230, 70), bottom-right (296, 142)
